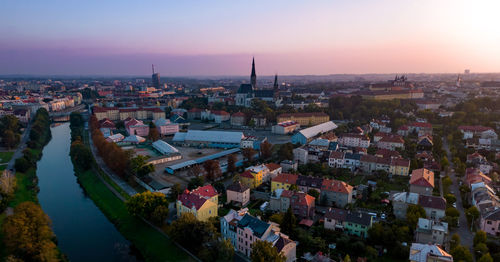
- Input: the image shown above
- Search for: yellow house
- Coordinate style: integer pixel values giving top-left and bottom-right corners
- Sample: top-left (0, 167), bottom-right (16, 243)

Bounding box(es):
top-left (176, 185), bottom-right (218, 221)
top-left (240, 170), bottom-right (261, 189)
top-left (271, 173), bottom-right (299, 192)
top-left (390, 158), bottom-right (410, 176)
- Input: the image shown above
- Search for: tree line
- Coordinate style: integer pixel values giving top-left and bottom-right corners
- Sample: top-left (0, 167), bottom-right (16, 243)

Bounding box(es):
top-left (0, 115), bottom-right (22, 149)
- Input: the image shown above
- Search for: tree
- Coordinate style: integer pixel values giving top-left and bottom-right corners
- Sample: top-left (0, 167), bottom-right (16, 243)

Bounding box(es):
top-left (2, 202), bottom-right (59, 261)
top-left (466, 206), bottom-right (480, 225)
top-left (2, 130), bottom-right (19, 149)
top-left (260, 141), bottom-right (273, 159)
top-left (445, 207), bottom-right (460, 218)
top-left (307, 189), bottom-right (320, 199)
top-left (450, 233), bottom-right (460, 250)
top-left (0, 170), bottom-right (16, 196)
top-left (474, 230), bottom-right (487, 246)
top-left (406, 204), bottom-right (427, 229)
top-left (278, 143), bottom-right (294, 161)
top-left (281, 208), bottom-right (296, 236)
top-left (343, 254), bottom-right (351, 262)
top-left (269, 213), bottom-right (284, 225)
top-left (188, 176), bottom-right (205, 190)
top-left (187, 165), bottom-right (204, 177)
top-left (203, 160), bottom-right (222, 181)
top-left (250, 240), bottom-right (286, 262)
top-left (199, 239), bottom-right (234, 262)
top-left (242, 148), bottom-right (256, 164)
top-left (168, 213), bottom-right (217, 253)
top-left (14, 157), bottom-right (31, 173)
top-left (441, 156), bottom-right (449, 171)
top-left (289, 184), bottom-right (299, 192)
top-left (70, 140), bottom-right (93, 170)
top-left (475, 243), bottom-right (489, 259)
top-left (444, 193), bottom-right (456, 205)
top-left (168, 183), bottom-right (182, 201)
top-left (129, 155), bottom-right (155, 178)
top-left (478, 253), bottom-right (493, 262)
top-left (227, 154), bottom-right (237, 174)
top-left (451, 245), bottom-right (473, 262)
top-left (148, 122), bottom-right (160, 141)
top-left (126, 191), bottom-right (169, 225)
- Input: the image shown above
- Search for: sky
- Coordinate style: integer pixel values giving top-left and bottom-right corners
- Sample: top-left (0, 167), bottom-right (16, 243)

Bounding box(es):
top-left (1, 0), bottom-right (500, 76)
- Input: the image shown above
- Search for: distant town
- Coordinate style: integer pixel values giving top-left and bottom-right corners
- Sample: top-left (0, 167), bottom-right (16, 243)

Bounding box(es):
top-left (2, 59), bottom-right (500, 262)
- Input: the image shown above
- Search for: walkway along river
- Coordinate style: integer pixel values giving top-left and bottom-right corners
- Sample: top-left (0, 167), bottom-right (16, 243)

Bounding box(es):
top-left (36, 123), bottom-right (139, 262)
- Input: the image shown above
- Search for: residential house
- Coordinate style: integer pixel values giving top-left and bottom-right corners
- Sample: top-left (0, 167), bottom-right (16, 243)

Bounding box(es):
top-left (465, 168), bottom-right (492, 187)
top-left (377, 135), bottom-right (405, 151)
top-left (155, 118), bottom-right (179, 136)
top-left (176, 185), bottom-right (218, 221)
top-left (409, 243), bottom-right (453, 262)
top-left (391, 192), bottom-right (419, 219)
top-left (410, 168), bottom-right (434, 196)
top-left (328, 151), bottom-right (345, 168)
top-left (459, 125), bottom-right (497, 139)
top-left (270, 190), bottom-right (315, 219)
top-left (324, 208), bottom-right (347, 231)
top-left (338, 133), bottom-right (370, 148)
top-left (231, 112), bottom-right (246, 126)
top-left (212, 110), bottom-right (230, 123)
top-left (418, 195), bottom-right (446, 220)
top-left (271, 173), bottom-right (299, 192)
top-left (227, 182), bottom-right (250, 207)
top-left (265, 163), bottom-right (283, 181)
top-left (390, 158), bottom-right (410, 176)
top-left (415, 218), bottom-right (448, 245)
top-left (125, 118), bottom-right (149, 136)
top-left (343, 211), bottom-right (373, 238)
top-left (480, 208), bottom-right (500, 236)
top-left (320, 179), bottom-right (353, 207)
top-left (272, 121), bottom-right (300, 135)
top-left (187, 108), bottom-right (202, 120)
top-left (220, 208), bottom-right (249, 250)
top-left (296, 175), bottom-right (322, 194)
top-left (280, 160), bottom-right (298, 172)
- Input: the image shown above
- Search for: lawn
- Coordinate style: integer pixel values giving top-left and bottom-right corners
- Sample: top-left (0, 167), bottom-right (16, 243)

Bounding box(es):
top-left (0, 151), bottom-right (14, 164)
top-left (9, 168), bottom-right (38, 207)
top-left (76, 169), bottom-right (193, 262)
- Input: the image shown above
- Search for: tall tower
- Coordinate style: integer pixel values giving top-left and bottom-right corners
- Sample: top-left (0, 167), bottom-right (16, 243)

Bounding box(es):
top-left (251, 57), bottom-right (256, 89)
top-left (273, 74), bottom-right (278, 91)
top-left (152, 64), bottom-right (161, 89)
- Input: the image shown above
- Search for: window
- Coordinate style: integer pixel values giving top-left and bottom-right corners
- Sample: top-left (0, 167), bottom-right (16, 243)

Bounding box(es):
top-left (487, 221), bottom-right (492, 225)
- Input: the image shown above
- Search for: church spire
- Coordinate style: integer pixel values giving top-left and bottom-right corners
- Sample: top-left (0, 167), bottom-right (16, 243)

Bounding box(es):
top-left (251, 57), bottom-right (256, 89)
top-left (274, 74), bottom-right (278, 90)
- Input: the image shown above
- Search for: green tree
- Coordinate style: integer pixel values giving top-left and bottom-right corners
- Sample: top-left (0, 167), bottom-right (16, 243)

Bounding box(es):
top-left (450, 233), bottom-right (460, 250)
top-left (70, 140), bottom-right (93, 170)
top-left (444, 193), bottom-right (456, 205)
top-left (250, 240), bottom-right (286, 262)
top-left (344, 254), bottom-right (351, 262)
top-left (168, 213), bottom-right (217, 253)
top-left (188, 176), bottom-right (205, 190)
top-left (126, 191), bottom-right (169, 225)
top-left (278, 143), bottom-right (294, 161)
top-left (307, 189), bottom-right (320, 199)
top-left (451, 245), bottom-right (473, 262)
top-left (474, 230), bottom-right (487, 246)
top-left (129, 155), bottom-right (155, 178)
top-left (466, 206), bottom-right (480, 225)
top-left (168, 183), bottom-right (182, 201)
top-left (289, 184), bottom-right (299, 192)
top-left (281, 207), bottom-right (296, 236)
top-left (406, 204), bottom-right (427, 229)
top-left (478, 253), bottom-right (493, 262)
top-left (474, 243), bottom-right (489, 259)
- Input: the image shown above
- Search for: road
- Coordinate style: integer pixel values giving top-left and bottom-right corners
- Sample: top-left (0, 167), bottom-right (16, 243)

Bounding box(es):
top-left (87, 128), bottom-right (138, 196)
top-left (443, 137), bottom-right (473, 249)
top-left (7, 123), bottom-right (32, 171)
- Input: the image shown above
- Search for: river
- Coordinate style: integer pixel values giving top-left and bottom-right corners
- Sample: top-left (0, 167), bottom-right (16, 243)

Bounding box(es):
top-left (36, 122), bottom-right (138, 262)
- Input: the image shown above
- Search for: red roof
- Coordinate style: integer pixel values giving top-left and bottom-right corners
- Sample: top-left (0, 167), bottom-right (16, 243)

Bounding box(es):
top-left (418, 195), bottom-right (446, 210)
top-left (391, 158), bottom-right (410, 167)
top-left (212, 110), bottom-right (229, 116)
top-left (240, 170), bottom-right (254, 178)
top-left (379, 136), bottom-right (404, 144)
top-left (281, 190), bottom-right (315, 207)
top-left (321, 179), bottom-right (353, 194)
top-left (329, 151), bottom-right (345, 159)
top-left (278, 112), bottom-right (328, 118)
top-left (191, 185), bottom-right (218, 198)
top-left (232, 112), bottom-right (245, 117)
top-left (375, 148), bottom-right (401, 158)
top-left (99, 119), bottom-right (116, 128)
top-left (410, 168), bottom-right (434, 188)
top-left (272, 173), bottom-right (298, 184)
top-left (177, 191), bottom-right (208, 210)
top-left (409, 122), bottom-right (432, 128)
top-left (188, 108), bottom-right (203, 113)
top-left (459, 125), bottom-right (494, 132)
top-left (265, 163), bottom-right (281, 172)
top-left (465, 168), bottom-right (491, 186)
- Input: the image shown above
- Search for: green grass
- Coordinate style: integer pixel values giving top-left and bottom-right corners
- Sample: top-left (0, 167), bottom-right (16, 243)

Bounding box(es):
top-left (9, 169), bottom-right (38, 207)
top-left (76, 169), bottom-right (192, 262)
top-left (0, 152), bottom-right (14, 163)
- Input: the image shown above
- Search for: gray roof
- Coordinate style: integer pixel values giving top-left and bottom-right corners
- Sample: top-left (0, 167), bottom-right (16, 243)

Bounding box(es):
top-left (152, 140), bottom-right (179, 154)
top-left (299, 121), bottom-right (337, 139)
top-left (172, 130), bottom-right (244, 144)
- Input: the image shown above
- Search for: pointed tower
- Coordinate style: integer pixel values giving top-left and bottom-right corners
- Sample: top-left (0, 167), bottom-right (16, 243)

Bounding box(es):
top-left (273, 74), bottom-right (279, 91)
top-left (251, 57), bottom-right (256, 89)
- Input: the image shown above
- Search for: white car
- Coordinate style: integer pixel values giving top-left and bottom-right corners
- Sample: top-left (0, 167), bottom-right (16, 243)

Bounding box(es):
top-left (453, 203), bottom-right (457, 208)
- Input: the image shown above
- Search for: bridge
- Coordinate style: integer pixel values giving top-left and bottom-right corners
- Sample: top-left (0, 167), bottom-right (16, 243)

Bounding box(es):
top-left (49, 104), bottom-right (87, 117)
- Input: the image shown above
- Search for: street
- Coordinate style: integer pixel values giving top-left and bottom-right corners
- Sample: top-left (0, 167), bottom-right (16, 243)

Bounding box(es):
top-left (443, 137), bottom-right (473, 249)
top-left (6, 123), bottom-right (32, 171)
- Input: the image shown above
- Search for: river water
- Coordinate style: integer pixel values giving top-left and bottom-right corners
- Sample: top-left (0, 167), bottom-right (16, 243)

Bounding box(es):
top-left (36, 123), bottom-right (137, 262)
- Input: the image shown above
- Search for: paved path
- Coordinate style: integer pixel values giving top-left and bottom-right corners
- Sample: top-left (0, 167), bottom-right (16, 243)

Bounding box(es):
top-left (87, 128), bottom-right (138, 196)
top-left (443, 137), bottom-right (474, 249)
top-left (7, 122), bottom-right (32, 171)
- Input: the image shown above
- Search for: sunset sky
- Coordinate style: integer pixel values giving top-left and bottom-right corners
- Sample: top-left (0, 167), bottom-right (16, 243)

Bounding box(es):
top-left (1, 0), bottom-right (500, 76)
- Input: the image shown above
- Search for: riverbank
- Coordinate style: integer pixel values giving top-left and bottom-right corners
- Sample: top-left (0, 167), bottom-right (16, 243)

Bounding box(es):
top-left (69, 113), bottom-right (194, 261)
top-left (0, 109), bottom-right (63, 261)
